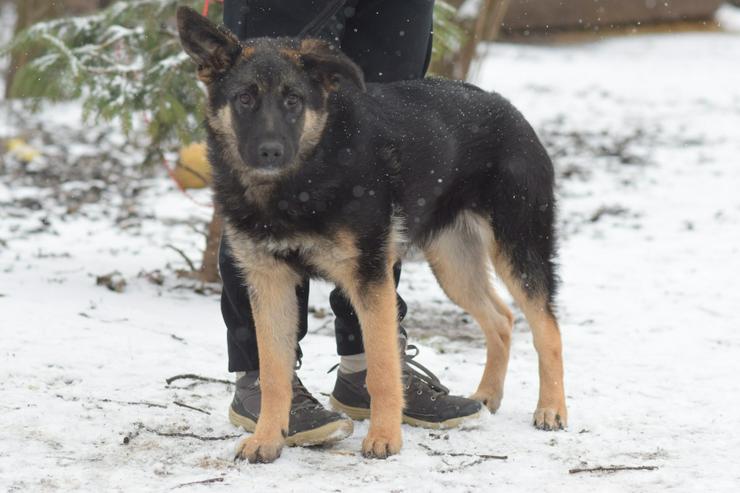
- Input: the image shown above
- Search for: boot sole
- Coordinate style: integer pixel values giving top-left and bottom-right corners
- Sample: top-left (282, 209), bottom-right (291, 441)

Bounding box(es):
top-left (329, 395), bottom-right (483, 430)
top-left (228, 406), bottom-right (353, 447)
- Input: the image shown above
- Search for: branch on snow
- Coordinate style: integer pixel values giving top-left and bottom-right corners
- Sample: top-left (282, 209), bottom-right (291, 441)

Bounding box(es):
top-left (419, 443), bottom-right (507, 460)
top-left (141, 425), bottom-right (241, 442)
top-left (569, 465), bottom-right (659, 474)
top-left (172, 477), bottom-right (225, 489)
top-left (165, 374), bottom-right (232, 386)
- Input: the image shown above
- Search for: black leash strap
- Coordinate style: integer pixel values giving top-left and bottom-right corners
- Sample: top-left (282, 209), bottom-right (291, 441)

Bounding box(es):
top-left (298, 0), bottom-right (348, 38)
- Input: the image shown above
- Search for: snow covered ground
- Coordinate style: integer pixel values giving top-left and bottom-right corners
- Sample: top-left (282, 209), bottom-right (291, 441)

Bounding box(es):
top-left (2, 11), bottom-right (740, 493)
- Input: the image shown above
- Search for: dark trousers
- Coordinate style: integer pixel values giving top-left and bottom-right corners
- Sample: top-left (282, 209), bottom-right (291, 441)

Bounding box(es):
top-left (221, 0), bottom-right (435, 372)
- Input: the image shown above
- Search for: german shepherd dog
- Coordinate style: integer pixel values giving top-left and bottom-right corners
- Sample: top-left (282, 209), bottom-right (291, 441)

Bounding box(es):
top-left (177, 7), bottom-right (567, 463)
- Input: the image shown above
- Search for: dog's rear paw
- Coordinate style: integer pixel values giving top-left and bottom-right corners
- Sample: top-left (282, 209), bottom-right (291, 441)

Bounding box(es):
top-left (533, 405), bottom-right (567, 431)
top-left (470, 390), bottom-right (502, 413)
top-left (235, 434), bottom-right (285, 464)
top-left (361, 428), bottom-right (402, 459)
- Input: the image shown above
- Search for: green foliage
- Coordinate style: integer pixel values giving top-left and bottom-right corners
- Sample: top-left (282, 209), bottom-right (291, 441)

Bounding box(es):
top-left (431, 1), bottom-right (465, 71)
top-left (5, 0), bottom-right (222, 154)
top-left (4, 0), bottom-right (462, 156)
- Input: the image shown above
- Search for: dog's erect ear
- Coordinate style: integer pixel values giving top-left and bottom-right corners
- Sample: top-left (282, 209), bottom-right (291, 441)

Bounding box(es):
top-left (176, 6), bottom-right (241, 82)
top-left (299, 39), bottom-right (366, 92)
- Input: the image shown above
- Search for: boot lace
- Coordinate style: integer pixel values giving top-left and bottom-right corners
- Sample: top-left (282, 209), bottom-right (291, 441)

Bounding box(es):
top-left (291, 376), bottom-right (322, 413)
top-left (402, 345), bottom-right (449, 398)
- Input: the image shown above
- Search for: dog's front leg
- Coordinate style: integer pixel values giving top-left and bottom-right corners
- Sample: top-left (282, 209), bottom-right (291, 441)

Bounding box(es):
top-left (233, 254), bottom-right (301, 463)
top-left (343, 272), bottom-right (404, 459)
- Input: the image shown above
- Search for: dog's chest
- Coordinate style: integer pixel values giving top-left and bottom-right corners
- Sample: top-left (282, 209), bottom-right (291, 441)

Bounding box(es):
top-left (261, 233), bottom-right (359, 277)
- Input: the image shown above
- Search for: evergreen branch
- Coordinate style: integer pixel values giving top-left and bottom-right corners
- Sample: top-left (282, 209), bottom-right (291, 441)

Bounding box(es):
top-left (39, 33), bottom-right (82, 78)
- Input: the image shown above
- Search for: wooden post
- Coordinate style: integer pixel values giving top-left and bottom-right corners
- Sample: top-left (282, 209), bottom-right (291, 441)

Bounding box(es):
top-left (456, 0), bottom-right (511, 81)
top-left (198, 208), bottom-right (223, 284)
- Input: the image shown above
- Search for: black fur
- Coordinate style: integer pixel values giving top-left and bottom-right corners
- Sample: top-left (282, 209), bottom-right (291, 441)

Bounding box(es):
top-left (177, 7), bottom-right (558, 305)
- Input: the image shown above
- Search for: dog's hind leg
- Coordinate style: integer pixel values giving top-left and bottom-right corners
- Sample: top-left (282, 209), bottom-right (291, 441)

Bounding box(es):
top-left (424, 212), bottom-right (514, 413)
top-left (489, 229), bottom-right (567, 431)
top-left (227, 234), bottom-right (302, 463)
top-left (482, 150), bottom-right (567, 430)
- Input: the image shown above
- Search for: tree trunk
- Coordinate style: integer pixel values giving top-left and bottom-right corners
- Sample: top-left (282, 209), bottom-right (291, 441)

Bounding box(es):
top-left (5, 0), bottom-right (109, 98)
top-left (198, 208), bottom-right (222, 284)
top-left (430, 0), bottom-right (511, 81)
top-left (5, 1), bottom-right (62, 98)
top-left (455, 0), bottom-right (511, 81)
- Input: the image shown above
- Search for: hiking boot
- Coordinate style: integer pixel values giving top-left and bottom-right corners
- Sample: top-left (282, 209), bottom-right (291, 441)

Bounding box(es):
top-left (329, 345), bottom-right (483, 429)
top-left (229, 370), bottom-right (353, 446)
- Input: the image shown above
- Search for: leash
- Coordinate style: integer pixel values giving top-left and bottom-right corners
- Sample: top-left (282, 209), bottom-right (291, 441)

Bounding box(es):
top-left (160, 151), bottom-right (213, 208)
top-left (201, 0), bottom-right (223, 17)
top-left (298, 0), bottom-right (347, 38)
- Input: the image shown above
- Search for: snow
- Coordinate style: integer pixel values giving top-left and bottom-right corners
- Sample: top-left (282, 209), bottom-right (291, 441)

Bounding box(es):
top-left (3, 16), bottom-right (740, 493)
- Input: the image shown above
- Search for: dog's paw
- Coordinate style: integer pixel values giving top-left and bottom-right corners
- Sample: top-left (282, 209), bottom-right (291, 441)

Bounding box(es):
top-left (235, 434), bottom-right (285, 464)
top-left (361, 428), bottom-right (402, 459)
top-left (470, 390), bottom-right (502, 413)
top-left (533, 405), bottom-right (567, 431)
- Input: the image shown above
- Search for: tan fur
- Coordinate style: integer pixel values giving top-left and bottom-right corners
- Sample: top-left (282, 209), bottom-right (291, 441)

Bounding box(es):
top-left (299, 38), bottom-right (328, 55)
top-left (242, 46), bottom-right (255, 59)
top-left (226, 224), bottom-right (302, 462)
top-left (225, 223), bottom-right (403, 458)
top-left (424, 212), bottom-right (514, 412)
top-left (298, 108), bottom-right (328, 159)
top-left (423, 211), bottom-right (566, 429)
top-left (207, 105), bottom-right (234, 138)
top-left (279, 48), bottom-right (301, 63)
top-left (308, 230), bottom-right (403, 458)
top-left (489, 249), bottom-right (567, 429)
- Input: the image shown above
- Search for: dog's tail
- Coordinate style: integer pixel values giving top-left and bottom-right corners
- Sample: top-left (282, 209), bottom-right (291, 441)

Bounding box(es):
top-left (488, 149), bottom-right (559, 311)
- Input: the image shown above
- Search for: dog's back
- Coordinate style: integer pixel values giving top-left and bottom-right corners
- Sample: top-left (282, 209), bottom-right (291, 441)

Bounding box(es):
top-left (352, 78), bottom-right (557, 304)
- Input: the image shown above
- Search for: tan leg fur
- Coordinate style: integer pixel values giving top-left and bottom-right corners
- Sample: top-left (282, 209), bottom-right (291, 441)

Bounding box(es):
top-left (311, 231), bottom-right (404, 458)
top-left (227, 227), bottom-right (302, 463)
top-left (490, 243), bottom-right (567, 430)
top-left (424, 212), bottom-right (514, 412)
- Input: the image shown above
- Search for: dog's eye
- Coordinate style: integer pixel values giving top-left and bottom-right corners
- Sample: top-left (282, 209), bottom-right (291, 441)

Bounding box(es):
top-left (284, 94), bottom-right (302, 110)
top-left (238, 93), bottom-right (254, 107)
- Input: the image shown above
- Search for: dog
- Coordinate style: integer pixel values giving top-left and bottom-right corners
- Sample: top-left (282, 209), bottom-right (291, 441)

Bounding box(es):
top-left (177, 6), bottom-right (567, 463)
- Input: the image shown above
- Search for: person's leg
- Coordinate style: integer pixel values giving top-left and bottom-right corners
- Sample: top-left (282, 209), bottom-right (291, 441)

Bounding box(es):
top-left (330, 0), bottom-right (434, 359)
top-left (225, 0), bottom-right (346, 41)
top-left (220, 237), bottom-right (308, 373)
top-left (341, 0), bottom-right (435, 83)
top-left (332, 262), bottom-right (407, 359)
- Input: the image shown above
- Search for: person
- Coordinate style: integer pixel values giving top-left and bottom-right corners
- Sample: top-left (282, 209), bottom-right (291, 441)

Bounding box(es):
top-left (220, 0), bottom-right (483, 445)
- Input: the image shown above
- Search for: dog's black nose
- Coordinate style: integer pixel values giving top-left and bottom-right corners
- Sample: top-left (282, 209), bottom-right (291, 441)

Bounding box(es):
top-left (257, 141), bottom-right (285, 167)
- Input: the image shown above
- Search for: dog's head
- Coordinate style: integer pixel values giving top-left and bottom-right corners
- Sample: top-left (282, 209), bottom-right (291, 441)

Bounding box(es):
top-left (176, 6), bottom-right (365, 180)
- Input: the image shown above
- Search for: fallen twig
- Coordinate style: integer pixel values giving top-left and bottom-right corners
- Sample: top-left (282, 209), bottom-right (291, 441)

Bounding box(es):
top-left (166, 374), bottom-right (232, 386)
top-left (439, 457), bottom-right (486, 473)
top-left (98, 398), bottom-right (167, 409)
top-left (419, 443), bottom-right (507, 460)
top-left (569, 465), bottom-right (658, 474)
top-left (143, 425), bottom-right (240, 441)
top-left (165, 244), bottom-right (197, 272)
top-left (305, 448), bottom-right (357, 457)
top-left (174, 400), bottom-right (211, 415)
top-left (172, 477), bottom-right (225, 489)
